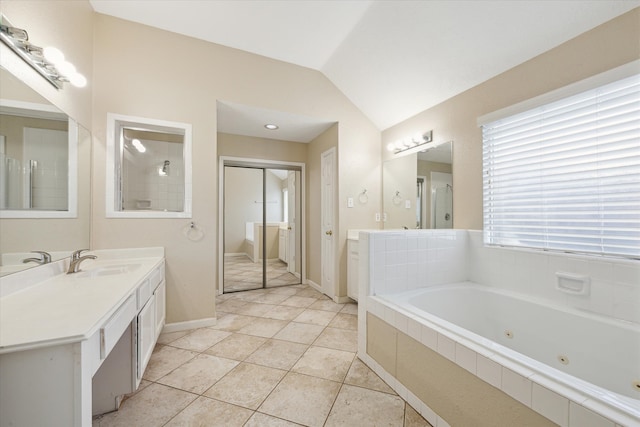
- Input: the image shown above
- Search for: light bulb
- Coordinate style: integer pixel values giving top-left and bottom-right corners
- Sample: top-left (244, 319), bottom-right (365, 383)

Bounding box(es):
top-left (69, 72), bottom-right (87, 88)
top-left (57, 60), bottom-right (76, 77)
top-left (43, 46), bottom-right (64, 64)
top-left (386, 143), bottom-right (395, 152)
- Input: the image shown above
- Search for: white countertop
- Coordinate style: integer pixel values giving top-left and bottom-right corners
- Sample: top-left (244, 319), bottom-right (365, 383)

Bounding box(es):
top-left (0, 248), bottom-right (164, 354)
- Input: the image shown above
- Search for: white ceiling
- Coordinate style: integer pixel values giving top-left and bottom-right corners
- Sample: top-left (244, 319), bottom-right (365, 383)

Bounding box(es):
top-left (90, 0), bottom-right (639, 140)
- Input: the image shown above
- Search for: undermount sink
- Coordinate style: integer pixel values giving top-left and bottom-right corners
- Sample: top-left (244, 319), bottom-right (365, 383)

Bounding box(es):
top-left (76, 263), bottom-right (142, 278)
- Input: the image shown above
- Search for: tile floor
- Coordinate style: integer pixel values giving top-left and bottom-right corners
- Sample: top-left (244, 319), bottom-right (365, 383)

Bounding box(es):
top-left (93, 284), bottom-right (432, 427)
top-left (224, 255), bottom-right (300, 292)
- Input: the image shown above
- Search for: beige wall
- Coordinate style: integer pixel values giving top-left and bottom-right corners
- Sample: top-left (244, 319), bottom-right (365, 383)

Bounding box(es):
top-left (382, 8), bottom-right (640, 230)
top-left (92, 15), bottom-right (380, 323)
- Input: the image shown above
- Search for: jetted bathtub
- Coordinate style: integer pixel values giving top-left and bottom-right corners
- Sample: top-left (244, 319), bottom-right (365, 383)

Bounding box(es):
top-left (375, 282), bottom-right (640, 425)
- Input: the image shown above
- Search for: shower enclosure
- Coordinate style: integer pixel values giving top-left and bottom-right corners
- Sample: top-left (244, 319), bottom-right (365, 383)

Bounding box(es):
top-left (431, 171), bottom-right (453, 229)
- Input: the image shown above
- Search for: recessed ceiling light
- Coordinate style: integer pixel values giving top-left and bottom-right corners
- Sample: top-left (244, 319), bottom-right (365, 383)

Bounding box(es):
top-left (264, 124), bottom-right (279, 130)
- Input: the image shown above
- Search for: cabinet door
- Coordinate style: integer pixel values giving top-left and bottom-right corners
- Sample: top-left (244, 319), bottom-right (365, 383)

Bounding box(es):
top-left (137, 295), bottom-right (156, 382)
top-left (154, 281), bottom-right (166, 340)
top-left (347, 241), bottom-right (359, 301)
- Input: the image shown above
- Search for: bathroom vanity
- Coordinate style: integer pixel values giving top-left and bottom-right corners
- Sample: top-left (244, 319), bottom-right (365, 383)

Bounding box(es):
top-left (0, 247), bottom-right (165, 427)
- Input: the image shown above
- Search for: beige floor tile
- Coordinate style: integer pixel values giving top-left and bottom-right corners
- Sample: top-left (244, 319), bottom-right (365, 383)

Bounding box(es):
top-left (405, 404), bottom-right (433, 427)
top-left (280, 295), bottom-right (317, 308)
top-left (291, 346), bottom-right (354, 382)
top-left (262, 305), bottom-right (305, 321)
top-left (142, 345), bottom-right (199, 381)
top-left (325, 384), bottom-right (405, 427)
top-left (294, 289), bottom-right (325, 299)
top-left (204, 362), bottom-right (287, 409)
top-left (244, 412), bottom-right (303, 426)
top-left (157, 354), bottom-right (238, 394)
top-left (340, 303), bottom-right (358, 315)
top-left (169, 328), bottom-right (232, 352)
top-left (313, 327), bottom-right (358, 352)
top-left (210, 313), bottom-right (257, 332)
top-left (273, 322), bottom-right (325, 344)
top-left (164, 396), bottom-right (253, 427)
top-left (292, 309), bottom-right (337, 326)
top-left (92, 383), bottom-right (197, 427)
top-left (267, 287), bottom-right (299, 296)
top-left (344, 358), bottom-right (395, 394)
top-left (258, 372), bottom-right (341, 427)
top-left (245, 339), bottom-right (308, 370)
top-left (328, 313), bottom-right (358, 330)
top-left (204, 333), bottom-right (267, 361)
top-left (237, 318), bottom-right (288, 338)
top-left (308, 299), bottom-right (344, 312)
top-left (156, 330), bottom-right (190, 345)
top-left (216, 299), bottom-right (249, 313)
top-left (254, 293), bottom-right (292, 305)
top-left (236, 302), bottom-right (279, 317)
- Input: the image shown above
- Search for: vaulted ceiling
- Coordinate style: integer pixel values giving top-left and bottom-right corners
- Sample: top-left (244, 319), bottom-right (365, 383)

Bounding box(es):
top-left (90, 0), bottom-right (638, 139)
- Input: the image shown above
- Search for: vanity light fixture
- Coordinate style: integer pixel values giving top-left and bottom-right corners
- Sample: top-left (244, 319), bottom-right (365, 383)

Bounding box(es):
top-left (264, 124), bottom-right (279, 130)
top-left (0, 15), bottom-right (87, 89)
top-left (387, 130), bottom-right (433, 154)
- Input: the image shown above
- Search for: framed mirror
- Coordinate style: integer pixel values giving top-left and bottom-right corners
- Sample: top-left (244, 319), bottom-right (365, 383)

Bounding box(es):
top-left (0, 66), bottom-right (91, 276)
top-left (106, 113), bottom-right (192, 218)
top-left (383, 141), bottom-right (453, 229)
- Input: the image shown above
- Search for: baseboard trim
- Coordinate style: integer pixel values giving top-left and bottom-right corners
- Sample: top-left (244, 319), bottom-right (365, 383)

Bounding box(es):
top-left (162, 317), bottom-right (217, 333)
top-left (307, 279), bottom-right (322, 293)
top-left (334, 295), bottom-right (354, 304)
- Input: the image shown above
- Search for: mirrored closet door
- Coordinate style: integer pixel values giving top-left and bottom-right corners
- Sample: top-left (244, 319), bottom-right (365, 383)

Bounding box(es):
top-left (223, 163), bottom-right (302, 293)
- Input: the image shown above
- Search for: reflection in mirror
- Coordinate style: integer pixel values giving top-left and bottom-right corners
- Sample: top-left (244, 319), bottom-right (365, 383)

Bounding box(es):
top-left (383, 141), bottom-right (452, 229)
top-left (0, 67), bottom-right (91, 276)
top-left (107, 113), bottom-right (192, 218)
top-left (223, 164), bottom-right (302, 293)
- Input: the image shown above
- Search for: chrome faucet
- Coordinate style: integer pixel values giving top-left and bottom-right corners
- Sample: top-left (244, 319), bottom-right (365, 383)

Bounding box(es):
top-left (22, 251), bottom-right (52, 265)
top-left (67, 249), bottom-right (97, 274)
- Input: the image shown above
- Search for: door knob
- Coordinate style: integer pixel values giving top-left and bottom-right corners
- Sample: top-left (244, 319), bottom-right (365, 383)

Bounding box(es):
top-left (325, 230), bottom-right (333, 236)
top-left (288, 226), bottom-right (292, 230)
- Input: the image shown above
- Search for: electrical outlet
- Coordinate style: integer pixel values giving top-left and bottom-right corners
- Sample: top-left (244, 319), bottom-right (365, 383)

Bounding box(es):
top-left (383, 213), bottom-right (387, 222)
top-left (405, 200), bottom-right (411, 209)
top-left (347, 197), bottom-right (354, 208)
top-left (375, 213), bottom-right (380, 222)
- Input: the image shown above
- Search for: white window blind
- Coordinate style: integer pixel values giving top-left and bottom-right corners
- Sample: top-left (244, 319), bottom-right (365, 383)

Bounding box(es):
top-left (482, 74), bottom-right (640, 258)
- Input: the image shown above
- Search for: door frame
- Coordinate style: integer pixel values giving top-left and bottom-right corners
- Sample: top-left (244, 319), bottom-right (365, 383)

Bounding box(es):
top-left (218, 156), bottom-right (306, 295)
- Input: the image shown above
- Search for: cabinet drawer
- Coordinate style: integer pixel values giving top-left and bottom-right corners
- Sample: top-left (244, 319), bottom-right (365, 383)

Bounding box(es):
top-left (137, 279), bottom-right (151, 310)
top-left (101, 294), bottom-right (136, 359)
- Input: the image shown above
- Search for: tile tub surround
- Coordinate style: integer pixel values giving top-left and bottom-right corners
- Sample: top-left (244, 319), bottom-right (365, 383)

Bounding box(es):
top-left (93, 284), bottom-right (431, 427)
top-left (357, 230), bottom-right (640, 427)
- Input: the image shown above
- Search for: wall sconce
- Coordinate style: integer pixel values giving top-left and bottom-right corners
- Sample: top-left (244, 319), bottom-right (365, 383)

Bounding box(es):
top-left (0, 15), bottom-right (86, 89)
top-left (386, 130), bottom-right (433, 154)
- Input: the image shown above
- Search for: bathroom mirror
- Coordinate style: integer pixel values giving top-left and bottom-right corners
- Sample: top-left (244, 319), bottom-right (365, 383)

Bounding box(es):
top-left (383, 141), bottom-right (453, 229)
top-left (0, 66), bottom-right (91, 276)
top-left (106, 113), bottom-right (192, 218)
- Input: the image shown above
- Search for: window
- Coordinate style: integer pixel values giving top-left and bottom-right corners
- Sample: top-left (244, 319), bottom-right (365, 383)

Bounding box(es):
top-left (482, 73), bottom-right (640, 258)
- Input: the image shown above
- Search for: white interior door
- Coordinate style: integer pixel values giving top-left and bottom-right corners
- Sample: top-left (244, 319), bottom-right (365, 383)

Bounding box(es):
top-left (321, 148), bottom-right (336, 297)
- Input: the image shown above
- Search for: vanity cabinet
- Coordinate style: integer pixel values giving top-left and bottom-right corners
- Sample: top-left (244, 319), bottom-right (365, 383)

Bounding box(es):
top-left (0, 251), bottom-right (165, 427)
top-left (135, 270), bottom-right (166, 385)
top-left (347, 239), bottom-right (359, 301)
